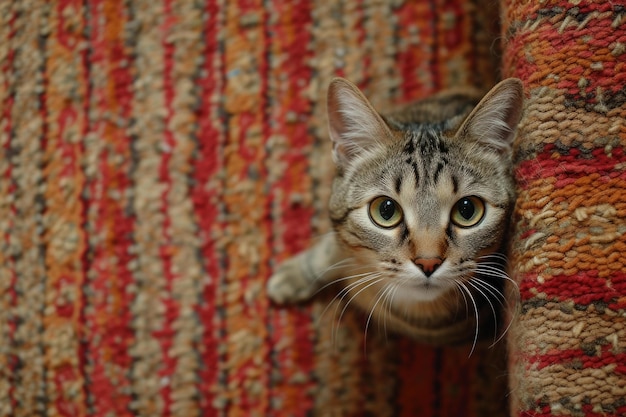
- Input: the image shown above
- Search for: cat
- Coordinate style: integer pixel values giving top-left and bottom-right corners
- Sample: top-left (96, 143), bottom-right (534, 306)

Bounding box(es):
top-left (267, 77), bottom-right (523, 347)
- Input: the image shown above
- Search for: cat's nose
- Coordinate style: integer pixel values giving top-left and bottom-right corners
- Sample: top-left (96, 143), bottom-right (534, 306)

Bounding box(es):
top-left (414, 257), bottom-right (442, 277)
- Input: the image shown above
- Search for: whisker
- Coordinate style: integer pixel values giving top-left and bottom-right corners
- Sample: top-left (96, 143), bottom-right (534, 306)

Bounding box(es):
top-left (313, 268), bottom-right (379, 296)
top-left (475, 265), bottom-right (521, 308)
top-left (472, 276), bottom-right (517, 347)
top-left (335, 276), bottom-right (385, 345)
top-left (316, 273), bottom-right (382, 332)
top-left (384, 279), bottom-right (405, 340)
top-left (452, 278), bottom-right (471, 318)
top-left (466, 280), bottom-right (498, 344)
top-left (311, 258), bottom-right (370, 284)
top-left (364, 282), bottom-right (394, 351)
top-left (478, 253), bottom-right (508, 262)
top-left (319, 257), bottom-right (357, 274)
top-left (475, 259), bottom-right (520, 296)
top-left (455, 280), bottom-right (479, 357)
top-left (475, 262), bottom-right (511, 276)
top-left (471, 278), bottom-right (505, 308)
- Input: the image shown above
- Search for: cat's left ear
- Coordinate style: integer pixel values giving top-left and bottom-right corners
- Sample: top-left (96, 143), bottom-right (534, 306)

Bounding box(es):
top-left (456, 78), bottom-right (524, 154)
top-left (327, 78), bottom-right (394, 166)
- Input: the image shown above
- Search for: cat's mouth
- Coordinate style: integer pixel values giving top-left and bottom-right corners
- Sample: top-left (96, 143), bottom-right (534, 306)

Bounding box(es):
top-left (395, 278), bottom-right (448, 302)
top-left (412, 281), bottom-right (446, 295)
top-left (415, 281), bottom-right (438, 289)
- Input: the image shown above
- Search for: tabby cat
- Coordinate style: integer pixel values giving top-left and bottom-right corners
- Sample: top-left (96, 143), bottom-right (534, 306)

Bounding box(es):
top-left (267, 78), bottom-right (523, 346)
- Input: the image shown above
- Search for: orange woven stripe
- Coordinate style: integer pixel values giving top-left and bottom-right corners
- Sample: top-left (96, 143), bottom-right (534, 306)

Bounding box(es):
top-left (222, 1), bottom-right (271, 415)
top-left (42, 0), bottom-right (89, 415)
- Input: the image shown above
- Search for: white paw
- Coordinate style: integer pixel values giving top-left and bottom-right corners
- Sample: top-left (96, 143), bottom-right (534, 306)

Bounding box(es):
top-left (267, 259), bottom-right (316, 304)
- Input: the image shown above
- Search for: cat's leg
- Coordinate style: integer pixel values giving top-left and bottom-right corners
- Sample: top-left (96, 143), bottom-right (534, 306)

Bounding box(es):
top-left (267, 233), bottom-right (347, 304)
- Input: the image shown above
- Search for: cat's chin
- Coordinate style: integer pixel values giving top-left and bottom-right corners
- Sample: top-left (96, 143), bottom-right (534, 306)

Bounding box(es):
top-left (394, 281), bottom-right (451, 303)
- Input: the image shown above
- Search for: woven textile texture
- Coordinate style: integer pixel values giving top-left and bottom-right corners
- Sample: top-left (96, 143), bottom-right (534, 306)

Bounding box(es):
top-left (0, 1), bottom-right (512, 416)
top-left (502, 0), bottom-right (626, 416)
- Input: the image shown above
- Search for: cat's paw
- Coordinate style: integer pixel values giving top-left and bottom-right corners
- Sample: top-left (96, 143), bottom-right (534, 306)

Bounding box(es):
top-left (267, 258), bottom-right (316, 304)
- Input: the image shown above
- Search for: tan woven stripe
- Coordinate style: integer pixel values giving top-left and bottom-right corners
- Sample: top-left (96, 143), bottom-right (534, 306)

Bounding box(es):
top-left (127, 0), bottom-right (167, 413)
top-left (513, 302), bottom-right (626, 353)
top-left (517, 362), bottom-right (626, 411)
top-left (362, 0), bottom-right (399, 108)
top-left (166, 0), bottom-right (205, 414)
top-left (341, 1), bottom-right (366, 87)
top-left (515, 92), bottom-right (626, 152)
top-left (307, 0), bottom-right (340, 223)
top-left (437, 4), bottom-right (470, 87)
top-left (5, 2), bottom-right (48, 415)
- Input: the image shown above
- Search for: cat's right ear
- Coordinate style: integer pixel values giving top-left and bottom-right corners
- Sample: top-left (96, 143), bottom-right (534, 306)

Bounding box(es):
top-left (327, 78), bottom-right (393, 166)
top-left (456, 78), bottom-right (524, 155)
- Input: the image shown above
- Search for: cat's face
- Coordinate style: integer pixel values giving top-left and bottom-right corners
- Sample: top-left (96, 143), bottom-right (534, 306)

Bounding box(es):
top-left (326, 78), bottom-right (523, 309)
top-left (329, 126), bottom-right (515, 303)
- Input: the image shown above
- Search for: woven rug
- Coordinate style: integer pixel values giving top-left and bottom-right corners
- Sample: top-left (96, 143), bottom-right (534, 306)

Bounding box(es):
top-left (503, 0), bottom-right (626, 416)
top-left (0, 1), bottom-right (513, 416)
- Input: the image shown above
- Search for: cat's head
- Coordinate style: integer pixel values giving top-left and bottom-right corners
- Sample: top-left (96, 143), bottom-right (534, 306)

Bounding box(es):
top-left (326, 78), bottom-right (523, 306)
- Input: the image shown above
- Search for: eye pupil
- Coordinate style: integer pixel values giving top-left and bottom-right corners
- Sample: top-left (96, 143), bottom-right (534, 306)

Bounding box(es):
top-left (451, 196), bottom-right (485, 228)
top-left (369, 197), bottom-right (403, 228)
top-left (379, 199), bottom-right (396, 220)
top-left (457, 198), bottom-right (475, 220)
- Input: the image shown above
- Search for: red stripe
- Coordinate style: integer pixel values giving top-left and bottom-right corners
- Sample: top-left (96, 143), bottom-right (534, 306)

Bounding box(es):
top-left (83, 0), bottom-right (135, 415)
top-left (394, 1), bottom-right (436, 101)
top-left (192, 0), bottom-right (225, 413)
top-left (253, 2), bottom-right (271, 414)
top-left (396, 341), bottom-right (437, 417)
top-left (516, 144), bottom-right (626, 188)
top-left (519, 270), bottom-right (626, 309)
top-left (519, 407), bottom-right (626, 417)
top-left (439, 347), bottom-right (472, 417)
top-left (505, 5), bottom-right (626, 96)
top-left (77, 0), bottom-right (91, 409)
top-left (528, 347), bottom-right (626, 373)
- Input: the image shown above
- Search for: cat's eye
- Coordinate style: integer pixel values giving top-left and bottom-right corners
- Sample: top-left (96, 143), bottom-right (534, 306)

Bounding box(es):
top-left (451, 196), bottom-right (485, 228)
top-left (369, 197), bottom-right (403, 228)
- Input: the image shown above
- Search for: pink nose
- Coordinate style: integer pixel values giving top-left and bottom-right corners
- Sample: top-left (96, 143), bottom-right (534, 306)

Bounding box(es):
top-left (414, 257), bottom-right (442, 277)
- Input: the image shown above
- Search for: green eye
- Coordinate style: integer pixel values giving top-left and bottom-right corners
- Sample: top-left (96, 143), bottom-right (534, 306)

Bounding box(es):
top-left (369, 197), bottom-right (403, 228)
top-left (451, 196), bottom-right (485, 228)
